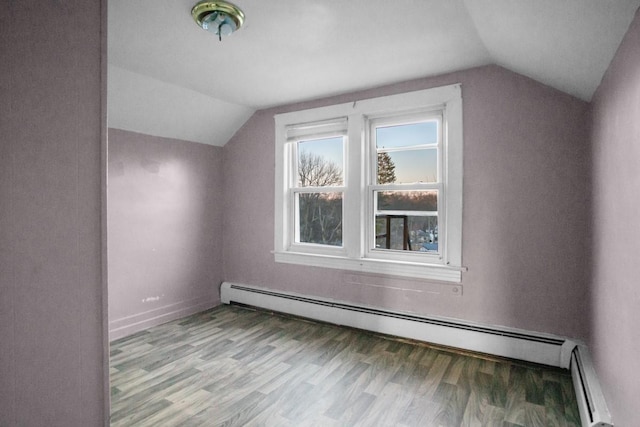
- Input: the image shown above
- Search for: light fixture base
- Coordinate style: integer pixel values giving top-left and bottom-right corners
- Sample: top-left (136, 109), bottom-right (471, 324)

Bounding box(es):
top-left (191, 1), bottom-right (245, 40)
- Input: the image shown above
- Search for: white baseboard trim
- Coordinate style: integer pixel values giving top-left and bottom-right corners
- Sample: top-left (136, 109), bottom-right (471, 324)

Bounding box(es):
top-left (109, 296), bottom-right (218, 341)
top-left (220, 281), bottom-right (613, 427)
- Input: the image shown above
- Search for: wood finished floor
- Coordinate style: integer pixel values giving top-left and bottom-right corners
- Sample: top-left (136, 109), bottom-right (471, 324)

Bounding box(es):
top-left (110, 305), bottom-right (581, 427)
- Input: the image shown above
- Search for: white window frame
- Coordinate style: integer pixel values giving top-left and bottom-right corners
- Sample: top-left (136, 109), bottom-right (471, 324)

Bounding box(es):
top-left (274, 84), bottom-right (463, 282)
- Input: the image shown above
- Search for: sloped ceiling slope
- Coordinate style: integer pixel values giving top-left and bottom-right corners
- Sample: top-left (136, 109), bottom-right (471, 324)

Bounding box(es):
top-left (108, 0), bottom-right (640, 146)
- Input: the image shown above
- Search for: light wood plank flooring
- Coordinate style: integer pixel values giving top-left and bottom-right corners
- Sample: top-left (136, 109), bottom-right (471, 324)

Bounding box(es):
top-left (110, 305), bottom-right (580, 426)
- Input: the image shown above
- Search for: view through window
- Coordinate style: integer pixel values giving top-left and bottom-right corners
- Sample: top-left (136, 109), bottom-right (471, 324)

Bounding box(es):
top-left (295, 136), bottom-right (344, 246)
top-left (372, 118), bottom-right (441, 255)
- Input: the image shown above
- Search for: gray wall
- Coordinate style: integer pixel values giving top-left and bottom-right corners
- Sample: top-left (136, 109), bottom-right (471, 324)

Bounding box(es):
top-left (107, 129), bottom-right (224, 340)
top-left (590, 7), bottom-right (640, 426)
top-left (0, 1), bottom-right (106, 425)
top-left (223, 65), bottom-right (591, 340)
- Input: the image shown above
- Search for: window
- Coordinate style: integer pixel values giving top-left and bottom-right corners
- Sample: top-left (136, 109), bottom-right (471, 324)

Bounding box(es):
top-left (274, 84), bottom-right (463, 282)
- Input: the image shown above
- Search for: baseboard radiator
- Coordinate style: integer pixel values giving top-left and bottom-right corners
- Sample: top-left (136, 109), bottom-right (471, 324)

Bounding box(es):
top-left (571, 345), bottom-right (613, 427)
top-left (220, 282), bottom-right (613, 426)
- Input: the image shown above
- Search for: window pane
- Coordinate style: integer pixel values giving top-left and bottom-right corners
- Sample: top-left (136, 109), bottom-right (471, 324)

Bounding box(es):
top-left (375, 215), bottom-right (438, 253)
top-left (296, 192), bottom-right (343, 246)
top-left (377, 148), bottom-right (437, 184)
top-left (297, 137), bottom-right (344, 187)
top-left (376, 121), bottom-right (438, 185)
top-left (376, 121), bottom-right (438, 149)
top-left (376, 190), bottom-right (438, 212)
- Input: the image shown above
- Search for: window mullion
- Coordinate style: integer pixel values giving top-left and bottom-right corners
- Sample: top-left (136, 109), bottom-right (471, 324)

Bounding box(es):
top-left (342, 113), bottom-right (362, 259)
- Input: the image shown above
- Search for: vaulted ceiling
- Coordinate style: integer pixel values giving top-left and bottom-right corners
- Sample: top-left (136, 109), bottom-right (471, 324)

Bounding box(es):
top-left (108, 0), bottom-right (640, 146)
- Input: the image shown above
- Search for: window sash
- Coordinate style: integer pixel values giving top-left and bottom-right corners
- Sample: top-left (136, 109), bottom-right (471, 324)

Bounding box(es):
top-left (367, 188), bottom-right (443, 262)
top-left (365, 113), bottom-right (444, 260)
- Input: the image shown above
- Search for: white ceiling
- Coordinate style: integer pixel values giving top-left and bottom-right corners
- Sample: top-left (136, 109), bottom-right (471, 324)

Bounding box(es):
top-left (108, 0), bottom-right (640, 146)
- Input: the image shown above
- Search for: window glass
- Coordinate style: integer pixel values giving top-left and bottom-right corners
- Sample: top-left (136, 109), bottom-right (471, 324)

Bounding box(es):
top-left (375, 121), bottom-right (438, 149)
top-left (374, 190), bottom-right (438, 253)
top-left (376, 121), bottom-right (439, 184)
top-left (375, 190), bottom-right (438, 212)
top-left (377, 149), bottom-right (438, 184)
top-left (295, 193), bottom-right (343, 246)
top-left (297, 137), bottom-right (344, 187)
top-left (375, 215), bottom-right (438, 253)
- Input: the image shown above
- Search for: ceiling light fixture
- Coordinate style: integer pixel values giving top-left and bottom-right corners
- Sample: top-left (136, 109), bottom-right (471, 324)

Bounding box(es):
top-left (191, 1), bottom-right (245, 41)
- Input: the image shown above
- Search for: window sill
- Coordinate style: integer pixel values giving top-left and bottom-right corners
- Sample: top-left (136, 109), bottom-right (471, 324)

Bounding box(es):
top-left (273, 251), bottom-right (463, 282)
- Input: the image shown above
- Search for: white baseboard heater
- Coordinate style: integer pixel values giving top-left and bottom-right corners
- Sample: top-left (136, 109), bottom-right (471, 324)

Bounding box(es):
top-left (571, 345), bottom-right (613, 427)
top-left (220, 282), bottom-right (613, 427)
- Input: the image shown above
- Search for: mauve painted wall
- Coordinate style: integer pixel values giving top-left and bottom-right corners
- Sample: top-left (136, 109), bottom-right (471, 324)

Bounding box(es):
top-left (108, 129), bottom-right (223, 340)
top-left (590, 8), bottom-right (640, 426)
top-left (0, 1), bottom-right (105, 426)
top-left (223, 65), bottom-right (591, 340)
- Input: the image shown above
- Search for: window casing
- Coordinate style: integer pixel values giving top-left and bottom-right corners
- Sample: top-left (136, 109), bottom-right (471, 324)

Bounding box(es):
top-left (274, 84), bottom-right (463, 282)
